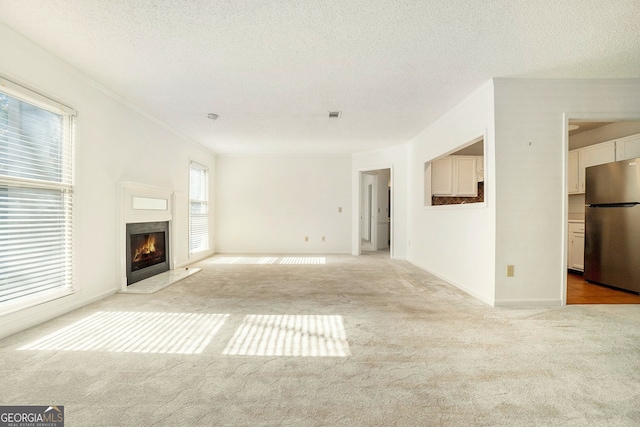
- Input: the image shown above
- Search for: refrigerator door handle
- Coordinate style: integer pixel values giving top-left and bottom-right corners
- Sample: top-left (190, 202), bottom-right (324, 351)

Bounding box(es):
top-left (590, 203), bottom-right (639, 208)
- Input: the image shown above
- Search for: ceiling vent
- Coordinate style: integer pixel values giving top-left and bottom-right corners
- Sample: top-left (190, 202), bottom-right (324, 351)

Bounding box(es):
top-left (328, 111), bottom-right (342, 119)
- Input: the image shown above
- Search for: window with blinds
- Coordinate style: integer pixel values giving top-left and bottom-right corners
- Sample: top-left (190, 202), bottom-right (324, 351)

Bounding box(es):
top-left (189, 162), bottom-right (209, 255)
top-left (0, 78), bottom-right (75, 310)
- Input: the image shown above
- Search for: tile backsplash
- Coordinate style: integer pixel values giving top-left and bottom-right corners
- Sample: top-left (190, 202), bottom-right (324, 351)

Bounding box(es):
top-left (432, 182), bottom-right (484, 206)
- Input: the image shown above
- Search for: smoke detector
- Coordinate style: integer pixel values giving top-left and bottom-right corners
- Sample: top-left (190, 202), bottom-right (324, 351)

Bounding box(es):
top-left (328, 111), bottom-right (342, 119)
top-left (206, 113), bottom-right (219, 121)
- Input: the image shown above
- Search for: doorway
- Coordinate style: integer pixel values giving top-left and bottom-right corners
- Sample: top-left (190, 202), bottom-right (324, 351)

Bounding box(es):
top-left (564, 118), bottom-right (640, 304)
top-left (359, 168), bottom-right (392, 256)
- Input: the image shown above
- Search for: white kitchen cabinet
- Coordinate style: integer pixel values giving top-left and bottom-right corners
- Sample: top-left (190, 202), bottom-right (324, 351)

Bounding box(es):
top-left (569, 141), bottom-right (616, 194)
top-left (476, 155), bottom-right (484, 182)
top-left (578, 141), bottom-right (615, 193)
top-left (614, 133), bottom-right (640, 161)
top-left (431, 157), bottom-right (454, 196)
top-left (568, 150), bottom-right (579, 193)
top-left (455, 157), bottom-right (478, 196)
top-left (568, 222), bottom-right (585, 271)
top-left (431, 156), bottom-right (478, 196)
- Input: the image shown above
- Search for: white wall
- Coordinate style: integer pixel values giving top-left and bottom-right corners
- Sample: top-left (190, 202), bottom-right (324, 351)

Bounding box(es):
top-left (0, 24), bottom-right (216, 339)
top-left (406, 81), bottom-right (496, 305)
top-left (215, 155), bottom-right (351, 254)
top-left (493, 78), bottom-right (640, 306)
top-left (352, 144), bottom-right (408, 259)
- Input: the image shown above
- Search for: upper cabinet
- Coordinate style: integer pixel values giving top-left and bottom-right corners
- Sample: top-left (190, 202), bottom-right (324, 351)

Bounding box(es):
top-left (568, 150), bottom-right (579, 193)
top-left (455, 156), bottom-right (478, 196)
top-left (476, 155), bottom-right (485, 183)
top-left (577, 141), bottom-right (616, 194)
top-left (431, 155), bottom-right (478, 197)
top-left (568, 133), bottom-right (640, 195)
top-left (615, 133), bottom-right (640, 161)
top-left (431, 156), bottom-right (454, 195)
top-left (568, 141), bottom-right (616, 195)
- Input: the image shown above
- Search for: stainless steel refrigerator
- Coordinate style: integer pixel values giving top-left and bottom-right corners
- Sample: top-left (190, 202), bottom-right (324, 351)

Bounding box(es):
top-left (584, 158), bottom-right (640, 294)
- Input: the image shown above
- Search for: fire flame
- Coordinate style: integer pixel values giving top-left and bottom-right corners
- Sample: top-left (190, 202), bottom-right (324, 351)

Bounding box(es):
top-left (133, 235), bottom-right (156, 262)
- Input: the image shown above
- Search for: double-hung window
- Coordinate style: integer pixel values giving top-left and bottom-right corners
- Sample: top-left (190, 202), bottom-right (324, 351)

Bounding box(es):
top-left (189, 161), bottom-right (209, 255)
top-left (0, 78), bottom-right (76, 311)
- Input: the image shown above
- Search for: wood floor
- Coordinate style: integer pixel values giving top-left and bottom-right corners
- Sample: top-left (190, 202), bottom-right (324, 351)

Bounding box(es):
top-left (567, 272), bottom-right (640, 304)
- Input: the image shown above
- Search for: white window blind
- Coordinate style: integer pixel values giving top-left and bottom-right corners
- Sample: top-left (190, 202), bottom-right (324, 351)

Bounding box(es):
top-left (0, 78), bottom-right (75, 308)
top-left (189, 162), bottom-right (209, 254)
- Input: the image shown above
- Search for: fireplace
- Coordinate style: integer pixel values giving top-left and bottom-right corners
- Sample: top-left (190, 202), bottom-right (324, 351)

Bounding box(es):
top-left (126, 221), bottom-right (170, 285)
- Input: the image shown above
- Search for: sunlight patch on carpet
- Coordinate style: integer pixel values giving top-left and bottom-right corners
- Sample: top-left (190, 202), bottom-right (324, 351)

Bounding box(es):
top-left (18, 312), bottom-right (229, 354)
top-left (209, 257), bottom-right (278, 265)
top-left (223, 314), bottom-right (350, 357)
top-left (279, 257), bottom-right (326, 265)
top-left (209, 256), bottom-right (326, 265)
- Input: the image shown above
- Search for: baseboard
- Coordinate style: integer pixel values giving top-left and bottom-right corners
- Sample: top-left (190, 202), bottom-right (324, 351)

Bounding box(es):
top-left (0, 288), bottom-right (116, 341)
top-left (180, 249), bottom-right (216, 267)
top-left (493, 299), bottom-right (562, 307)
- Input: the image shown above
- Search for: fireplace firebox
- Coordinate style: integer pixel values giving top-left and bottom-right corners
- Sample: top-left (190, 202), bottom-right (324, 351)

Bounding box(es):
top-left (126, 221), bottom-right (170, 285)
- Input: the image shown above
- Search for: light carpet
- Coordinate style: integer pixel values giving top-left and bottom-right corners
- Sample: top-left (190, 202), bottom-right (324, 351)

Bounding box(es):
top-left (1, 252), bottom-right (639, 426)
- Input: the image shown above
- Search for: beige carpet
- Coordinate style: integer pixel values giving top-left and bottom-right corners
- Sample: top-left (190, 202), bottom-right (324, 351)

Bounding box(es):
top-left (1, 252), bottom-right (639, 426)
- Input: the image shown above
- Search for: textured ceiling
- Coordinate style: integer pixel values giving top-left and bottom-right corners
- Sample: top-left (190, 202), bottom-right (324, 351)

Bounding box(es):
top-left (1, 1), bottom-right (639, 155)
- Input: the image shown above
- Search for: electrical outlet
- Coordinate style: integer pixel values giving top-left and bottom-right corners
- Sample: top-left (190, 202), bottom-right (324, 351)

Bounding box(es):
top-left (322, 236), bottom-right (325, 241)
top-left (506, 265), bottom-right (515, 277)
top-left (338, 207), bottom-right (342, 213)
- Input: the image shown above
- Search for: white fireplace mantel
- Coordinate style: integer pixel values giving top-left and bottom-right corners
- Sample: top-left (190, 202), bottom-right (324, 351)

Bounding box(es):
top-left (117, 182), bottom-right (177, 291)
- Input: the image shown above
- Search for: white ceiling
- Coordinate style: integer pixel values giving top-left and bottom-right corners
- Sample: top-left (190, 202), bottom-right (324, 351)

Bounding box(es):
top-left (1, 1), bottom-right (639, 155)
